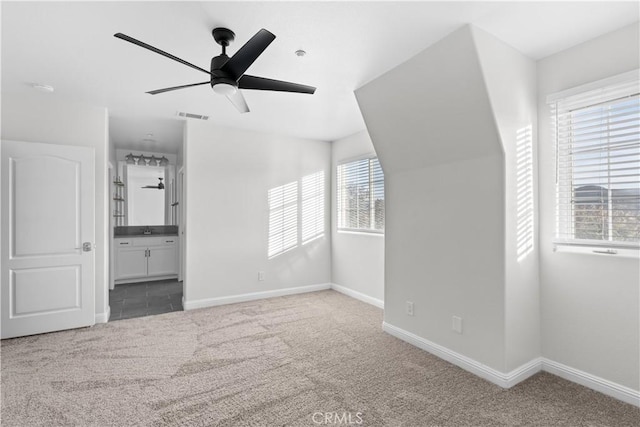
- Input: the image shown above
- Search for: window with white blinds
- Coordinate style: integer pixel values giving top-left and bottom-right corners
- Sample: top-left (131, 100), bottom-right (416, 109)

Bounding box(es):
top-left (336, 157), bottom-right (385, 233)
top-left (301, 171), bottom-right (325, 243)
top-left (268, 181), bottom-right (298, 257)
top-left (549, 71), bottom-right (639, 248)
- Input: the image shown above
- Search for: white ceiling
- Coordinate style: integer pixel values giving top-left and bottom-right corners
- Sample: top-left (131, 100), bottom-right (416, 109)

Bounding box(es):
top-left (2, 1), bottom-right (638, 152)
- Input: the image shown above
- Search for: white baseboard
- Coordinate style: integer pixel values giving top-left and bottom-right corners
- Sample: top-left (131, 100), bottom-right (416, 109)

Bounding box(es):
top-left (330, 283), bottom-right (384, 309)
top-left (382, 321), bottom-right (540, 388)
top-left (542, 358), bottom-right (640, 407)
top-left (95, 306), bottom-right (110, 324)
top-left (183, 283), bottom-right (332, 311)
top-left (382, 321), bottom-right (639, 407)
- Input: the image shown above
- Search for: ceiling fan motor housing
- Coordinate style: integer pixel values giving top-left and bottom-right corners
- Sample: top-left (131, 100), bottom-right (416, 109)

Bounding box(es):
top-left (210, 55), bottom-right (236, 89)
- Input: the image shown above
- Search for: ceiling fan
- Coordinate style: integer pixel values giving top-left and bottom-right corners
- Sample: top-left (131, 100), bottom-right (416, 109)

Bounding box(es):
top-left (114, 28), bottom-right (316, 113)
top-left (142, 178), bottom-right (164, 190)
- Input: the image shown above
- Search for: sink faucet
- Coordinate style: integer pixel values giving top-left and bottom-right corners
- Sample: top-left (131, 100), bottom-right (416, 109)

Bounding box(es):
top-left (142, 226), bottom-right (152, 235)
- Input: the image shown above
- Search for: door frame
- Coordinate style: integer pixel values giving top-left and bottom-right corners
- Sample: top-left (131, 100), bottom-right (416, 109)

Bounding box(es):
top-left (108, 162), bottom-right (115, 291)
top-left (178, 166), bottom-right (185, 300)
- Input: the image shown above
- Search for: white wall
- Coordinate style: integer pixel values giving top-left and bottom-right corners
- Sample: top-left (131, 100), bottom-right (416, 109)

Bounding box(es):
top-left (471, 27), bottom-right (541, 371)
top-left (538, 23), bottom-right (640, 391)
top-left (356, 26), bottom-right (507, 371)
top-left (1, 92), bottom-right (110, 321)
top-left (183, 122), bottom-right (331, 305)
top-left (331, 130), bottom-right (384, 304)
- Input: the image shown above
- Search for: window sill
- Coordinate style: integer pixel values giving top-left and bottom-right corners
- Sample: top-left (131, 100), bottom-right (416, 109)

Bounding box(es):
top-left (337, 230), bottom-right (384, 237)
top-left (553, 244), bottom-right (639, 259)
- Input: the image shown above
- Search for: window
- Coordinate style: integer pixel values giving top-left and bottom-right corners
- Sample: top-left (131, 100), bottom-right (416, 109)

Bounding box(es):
top-left (268, 181), bottom-right (298, 257)
top-left (301, 171), bottom-right (325, 243)
top-left (337, 157), bottom-right (384, 233)
top-left (550, 71), bottom-right (639, 248)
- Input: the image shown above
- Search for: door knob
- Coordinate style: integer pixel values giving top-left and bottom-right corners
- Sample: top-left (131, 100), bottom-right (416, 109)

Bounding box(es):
top-left (75, 242), bottom-right (93, 252)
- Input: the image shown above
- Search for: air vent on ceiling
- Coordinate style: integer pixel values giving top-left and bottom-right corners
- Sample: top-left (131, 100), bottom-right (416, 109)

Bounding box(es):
top-left (176, 111), bottom-right (209, 120)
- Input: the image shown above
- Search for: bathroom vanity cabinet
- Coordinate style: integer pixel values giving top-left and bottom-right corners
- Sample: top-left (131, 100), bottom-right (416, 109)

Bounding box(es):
top-left (114, 236), bottom-right (178, 283)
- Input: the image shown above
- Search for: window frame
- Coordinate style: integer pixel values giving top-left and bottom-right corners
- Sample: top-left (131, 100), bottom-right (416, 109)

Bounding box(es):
top-left (549, 70), bottom-right (640, 250)
top-left (336, 155), bottom-right (385, 235)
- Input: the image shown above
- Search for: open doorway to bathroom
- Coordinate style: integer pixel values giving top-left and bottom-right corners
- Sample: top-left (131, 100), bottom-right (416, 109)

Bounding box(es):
top-left (108, 117), bottom-right (185, 321)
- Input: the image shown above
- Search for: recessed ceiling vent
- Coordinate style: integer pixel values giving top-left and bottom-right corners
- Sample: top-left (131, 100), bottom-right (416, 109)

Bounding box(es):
top-left (176, 111), bottom-right (209, 120)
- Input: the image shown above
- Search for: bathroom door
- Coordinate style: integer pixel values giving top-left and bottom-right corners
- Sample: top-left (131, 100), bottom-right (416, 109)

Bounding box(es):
top-left (1, 140), bottom-right (95, 339)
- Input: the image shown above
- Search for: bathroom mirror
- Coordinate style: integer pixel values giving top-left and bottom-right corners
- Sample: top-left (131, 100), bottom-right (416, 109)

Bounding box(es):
top-left (123, 164), bottom-right (176, 226)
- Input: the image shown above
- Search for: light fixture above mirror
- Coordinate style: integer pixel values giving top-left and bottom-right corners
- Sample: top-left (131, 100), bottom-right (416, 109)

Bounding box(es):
top-left (125, 153), bottom-right (169, 166)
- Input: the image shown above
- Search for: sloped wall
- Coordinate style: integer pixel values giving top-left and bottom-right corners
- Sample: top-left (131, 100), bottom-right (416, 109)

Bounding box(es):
top-left (356, 26), bottom-right (507, 371)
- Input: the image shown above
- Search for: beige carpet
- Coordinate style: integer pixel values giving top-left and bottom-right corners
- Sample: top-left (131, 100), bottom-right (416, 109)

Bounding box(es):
top-left (1, 290), bottom-right (638, 426)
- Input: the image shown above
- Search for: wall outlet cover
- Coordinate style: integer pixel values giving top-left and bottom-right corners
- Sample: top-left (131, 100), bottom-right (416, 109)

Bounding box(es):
top-left (452, 316), bottom-right (463, 334)
top-left (406, 301), bottom-right (414, 316)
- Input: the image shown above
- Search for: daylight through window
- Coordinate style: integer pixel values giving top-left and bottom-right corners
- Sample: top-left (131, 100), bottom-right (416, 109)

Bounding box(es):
top-left (550, 72), bottom-right (639, 248)
top-left (337, 157), bottom-right (385, 233)
top-left (268, 171), bottom-right (326, 258)
top-left (268, 181), bottom-right (298, 257)
top-left (302, 171), bottom-right (325, 244)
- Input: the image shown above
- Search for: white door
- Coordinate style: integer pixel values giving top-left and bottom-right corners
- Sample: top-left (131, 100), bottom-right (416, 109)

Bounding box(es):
top-left (1, 140), bottom-right (95, 339)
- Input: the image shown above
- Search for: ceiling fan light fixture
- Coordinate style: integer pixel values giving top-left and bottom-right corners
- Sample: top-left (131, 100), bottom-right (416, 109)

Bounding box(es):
top-left (212, 82), bottom-right (237, 96)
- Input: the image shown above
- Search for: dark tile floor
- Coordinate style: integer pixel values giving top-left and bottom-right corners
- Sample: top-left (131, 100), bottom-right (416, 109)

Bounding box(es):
top-left (109, 279), bottom-right (183, 321)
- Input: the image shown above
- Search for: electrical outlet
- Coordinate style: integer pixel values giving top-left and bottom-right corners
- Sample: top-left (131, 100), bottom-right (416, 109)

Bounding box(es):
top-left (406, 301), bottom-right (414, 316)
top-left (258, 271), bottom-right (265, 281)
top-left (452, 316), bottom-right (463, 334)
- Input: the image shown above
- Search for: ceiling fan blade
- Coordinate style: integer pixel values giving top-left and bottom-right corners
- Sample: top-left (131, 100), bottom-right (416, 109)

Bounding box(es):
top-left (114, 33), bottom-right (210, 75)
top-left (238, 75), bottom-right (316, 94)
top-left (221, 29), bottom-right (275, 80)
top-left (147, 81), bottom-right (210, 95)
top-left (226, 90), bottom-right (250, 113)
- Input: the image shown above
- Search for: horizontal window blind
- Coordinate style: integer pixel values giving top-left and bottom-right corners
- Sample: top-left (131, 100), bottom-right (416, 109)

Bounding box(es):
top-left (337, 157), bottom-right (385, 233)
top-left (551, 74), bottom-right (639, 247)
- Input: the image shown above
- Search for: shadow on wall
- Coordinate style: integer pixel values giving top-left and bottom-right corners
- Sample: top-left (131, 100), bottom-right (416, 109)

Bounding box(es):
top-left (268, 170), bottom-right (325, 259)
top-left (516, 125), bottom-right (534, 262)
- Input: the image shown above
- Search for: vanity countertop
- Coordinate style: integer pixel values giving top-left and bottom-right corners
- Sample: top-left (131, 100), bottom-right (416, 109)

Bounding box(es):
top-left (114, 234), bottom-right (178, 238)
top-left (114, 225), bottom-right (179, 238)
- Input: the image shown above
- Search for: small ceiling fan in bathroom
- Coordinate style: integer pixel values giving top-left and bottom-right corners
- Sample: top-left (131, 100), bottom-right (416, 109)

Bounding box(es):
top-left (141, 178), bottom-right (164, 190)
